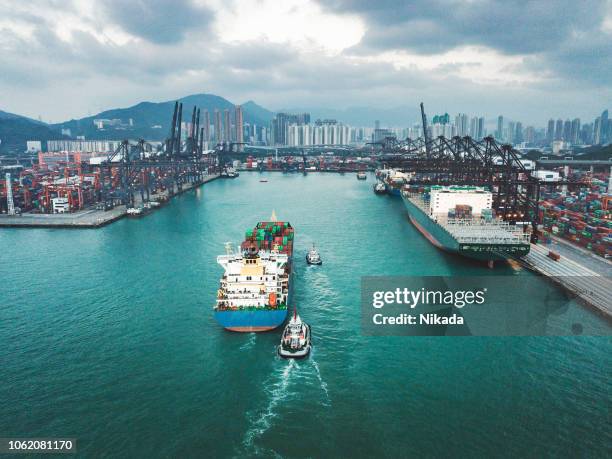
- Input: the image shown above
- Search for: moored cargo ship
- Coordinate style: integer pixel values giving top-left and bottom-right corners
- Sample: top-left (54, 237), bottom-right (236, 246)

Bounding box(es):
top-left (401, 185), bottom-right (530, 263)
top-left (214, 218), bottom-right (294, 332)
top-left (376, 168), bottom-right (412, 196)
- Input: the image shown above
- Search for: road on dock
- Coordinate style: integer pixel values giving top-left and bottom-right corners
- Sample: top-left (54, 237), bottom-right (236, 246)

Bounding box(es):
top-left (523, 243), bottom-right (612, 319)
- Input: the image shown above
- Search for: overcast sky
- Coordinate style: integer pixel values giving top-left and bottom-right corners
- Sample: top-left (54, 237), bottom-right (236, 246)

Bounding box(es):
top-left (0, 0), bottom-right (610, 125)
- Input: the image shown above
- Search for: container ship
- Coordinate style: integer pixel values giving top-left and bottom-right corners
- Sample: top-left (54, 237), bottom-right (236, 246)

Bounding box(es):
top-left (214, 218), bottom-right (294, 332)
top-left (376, 168), bottom-right (412, 196)
top-left (401, 185), bottom-right (530, 264)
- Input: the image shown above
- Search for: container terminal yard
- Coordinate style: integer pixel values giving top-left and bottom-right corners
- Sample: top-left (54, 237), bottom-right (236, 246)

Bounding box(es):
top-left (1, 103), bottom-right (611, 317)
top-left (0, 102), bottom-right (222, 227)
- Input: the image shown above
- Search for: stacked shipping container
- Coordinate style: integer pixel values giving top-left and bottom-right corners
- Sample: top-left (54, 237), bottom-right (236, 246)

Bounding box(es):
top-left (242, 221), bottom-right (294, 255)
top-left (539, 186), bottom-right (611, 259)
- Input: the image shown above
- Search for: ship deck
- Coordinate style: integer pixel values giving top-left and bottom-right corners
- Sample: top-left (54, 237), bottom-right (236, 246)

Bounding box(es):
top-left (405, 192), bottom-right (530, 246)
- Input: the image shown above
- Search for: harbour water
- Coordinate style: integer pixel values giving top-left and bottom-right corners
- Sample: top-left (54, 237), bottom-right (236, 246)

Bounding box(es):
top-left (0, 172), bottom-right (610, 457)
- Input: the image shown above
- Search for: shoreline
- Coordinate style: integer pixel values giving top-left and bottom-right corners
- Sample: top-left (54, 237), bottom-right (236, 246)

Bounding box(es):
top-left (0, 174), bottom-right (219, 229)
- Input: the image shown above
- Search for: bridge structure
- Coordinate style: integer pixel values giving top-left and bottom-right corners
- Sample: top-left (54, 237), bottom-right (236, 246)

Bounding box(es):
top-left (240, 144), bottom-right (365, 157)
top-left (536, 158), bottom-right (612, 168)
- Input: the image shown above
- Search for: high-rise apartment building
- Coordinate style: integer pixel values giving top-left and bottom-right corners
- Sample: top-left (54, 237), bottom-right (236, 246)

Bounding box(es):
top-left (546, 119), bottom-right (555, 144)
top-left (570, 118), bottom-right (580, 144)
top-left (515, 122), bottom-right (523, 143)
top-left (271, 112), bottom-right (311, 145)
top-left (496, 116), bottom-right (504, 140)
top-left (600, 109), bottom-right (609, 144)
top-left (223, 109), bottom-right (231, 141)
top-left (594, 117), bottom-right (602, 144)
top-left (455, 113), bottom-right (469, 137)
top-left (555, 119), bottom-right (563, 141)
top-left (562, 119), bottom-right (571, 141)
top-left (203, 110), bottom-right (210, 142)
top-left (507, 121), bottom-right (516, 144)
top-left (235, 105), bottom-right (244, 145)
top-left (214, 109), bottom-right (222, 143)
top-left (525, 126), bottom-right (535, 144)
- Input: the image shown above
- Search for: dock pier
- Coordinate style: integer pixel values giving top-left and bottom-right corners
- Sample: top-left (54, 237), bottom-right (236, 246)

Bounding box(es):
top-left (0, 173), bottom-right (219, 229)
top-left (519, 242), bottom-right (612, 320)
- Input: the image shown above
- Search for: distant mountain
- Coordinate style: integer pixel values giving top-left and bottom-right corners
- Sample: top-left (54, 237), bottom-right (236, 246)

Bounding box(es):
top-left (0, 110), bottom-right (65, 155)
top-left (276, 105), bottom-right (422, 127)
top-left (242, 100), bottom-right (275, 126)
top-left (51, 94), bottom-right (276, 142)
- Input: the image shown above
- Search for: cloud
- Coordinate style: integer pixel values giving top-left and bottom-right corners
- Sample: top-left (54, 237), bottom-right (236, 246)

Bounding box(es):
top-left (320, 0), bottom-right (612, 91)
top-left (100, 0), bottom-right (213, 44)
top-left (322, 0), bottom-right (607, 55)
top-left (0, 0), bottom-right (610, 125)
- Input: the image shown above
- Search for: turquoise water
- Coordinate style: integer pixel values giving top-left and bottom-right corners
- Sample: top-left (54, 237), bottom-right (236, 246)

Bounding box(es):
top-left (0, 172), bottom-right (610, 457)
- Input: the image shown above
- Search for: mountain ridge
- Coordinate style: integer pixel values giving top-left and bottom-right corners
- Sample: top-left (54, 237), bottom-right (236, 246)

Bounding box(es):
top-left (49, 94), bottom-right (276, 142)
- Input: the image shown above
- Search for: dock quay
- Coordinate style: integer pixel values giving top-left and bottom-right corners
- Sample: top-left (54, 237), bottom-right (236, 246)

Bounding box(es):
top-left (519, 241), bottom-right (612, 320)
top-left (0, 173), bottom-right (219, 228)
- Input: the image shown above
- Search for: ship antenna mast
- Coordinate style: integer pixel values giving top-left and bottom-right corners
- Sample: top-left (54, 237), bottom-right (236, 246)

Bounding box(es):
top-left (224, 241), bottom-right (234, 255)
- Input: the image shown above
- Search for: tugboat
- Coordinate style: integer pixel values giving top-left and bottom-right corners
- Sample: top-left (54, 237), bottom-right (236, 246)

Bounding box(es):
top-left (126, 206), bottom-right (144, 217)
top-left (306, 244), bottom-right (322, 265)
top-left (356, 171), bottom-right (367, 180)
top-left (373, 182), bottom-right (386, 195)
top-left (220, 166), bottom-right (239, 178)
top-left (278, 309), bottom-right (311, 359)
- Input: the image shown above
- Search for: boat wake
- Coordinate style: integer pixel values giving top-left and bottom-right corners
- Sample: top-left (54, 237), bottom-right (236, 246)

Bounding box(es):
top-left (311, 357), bottom-right (331, 406)
top-left (240, 354), bottom-right (332, 456)
top-left (241, 359), bottom-right (296, 455)
top-left (239, 333), bottom-right (257, 351)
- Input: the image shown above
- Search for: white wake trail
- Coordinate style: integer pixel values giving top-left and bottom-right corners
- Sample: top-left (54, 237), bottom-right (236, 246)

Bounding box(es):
top-left (242, 359), bottom-right (296, 453)
top-left (311, 358), bottom-right (331, 406)
top-left (239, 333), bottom-right (256, 351)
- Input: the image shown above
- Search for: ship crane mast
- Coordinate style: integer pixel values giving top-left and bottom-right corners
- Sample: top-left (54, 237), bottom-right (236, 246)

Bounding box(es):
top-left (420, 102), bottom-right (431, 158)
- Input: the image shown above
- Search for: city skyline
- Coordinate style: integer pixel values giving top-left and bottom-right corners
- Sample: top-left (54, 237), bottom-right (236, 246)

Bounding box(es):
top-left (0, 0), bottom-right (611, 124)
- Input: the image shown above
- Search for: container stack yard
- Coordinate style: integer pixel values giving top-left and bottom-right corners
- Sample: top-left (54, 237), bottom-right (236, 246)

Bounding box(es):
top-left (539, 180), bottom-right (611, 259)
top-left (0, 101), bottom-right (219, 227)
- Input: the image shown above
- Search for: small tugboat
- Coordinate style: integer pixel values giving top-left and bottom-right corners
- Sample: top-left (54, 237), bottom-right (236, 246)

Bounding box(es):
top-left (220, 166), bottom-right (239, 178)
top-left (126, 206), bottom-right (144, 217)
top-left (357, 171), bottom-right (367, 180)
top-left (306, 244), bottom-right (322, 265)
top-left (278, 309), bottom-right (311, 359)
top-left (373, 182), bottom-right (386, 195)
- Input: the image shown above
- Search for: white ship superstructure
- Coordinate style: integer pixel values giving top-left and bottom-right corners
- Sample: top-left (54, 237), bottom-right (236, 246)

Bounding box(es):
top-left (215, 243), bottom-right (290, 310)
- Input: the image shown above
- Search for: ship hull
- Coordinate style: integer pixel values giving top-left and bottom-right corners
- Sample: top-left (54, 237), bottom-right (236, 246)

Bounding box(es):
top-left (402, 195), bottom-right (530, 261)
top-left (385, 183), bottom-right (402, 196)
top-left (214, 264), bottom-right (294, 332)
top-left (214, 309), bottom-right (288, 332)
